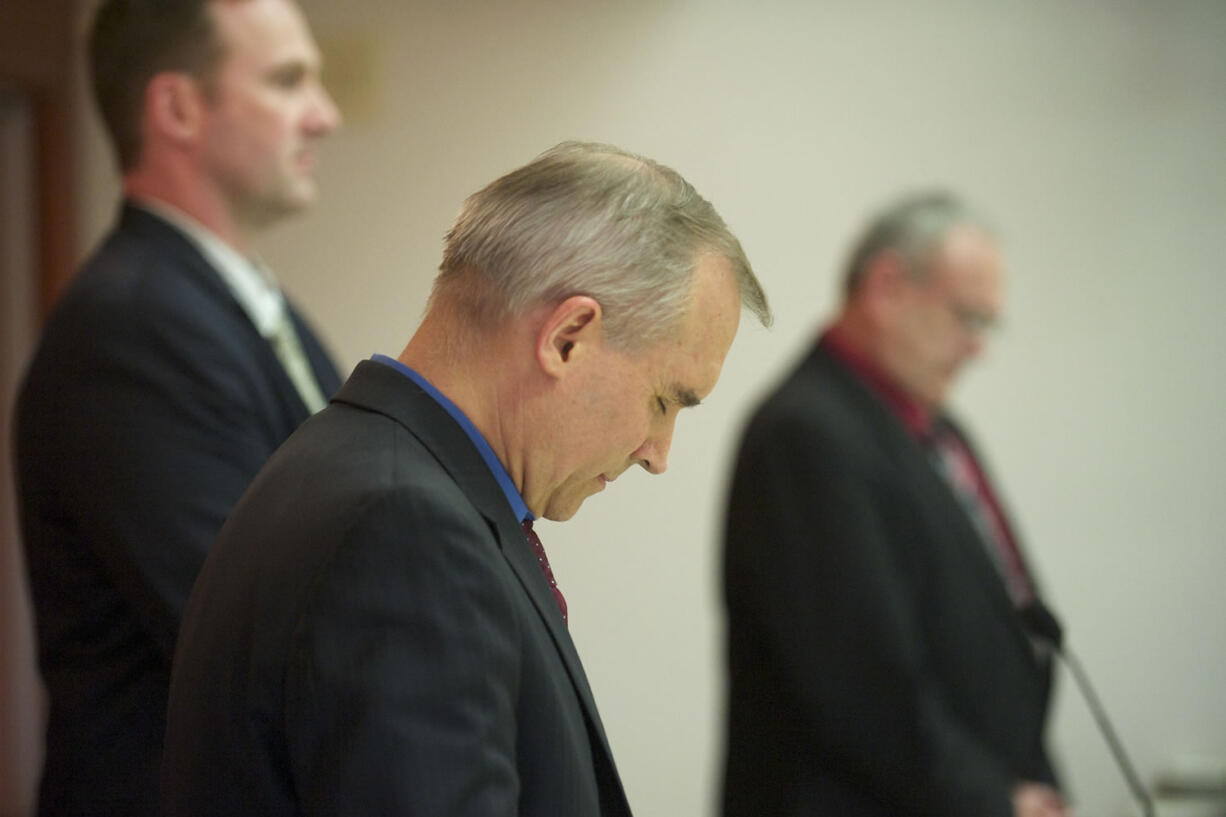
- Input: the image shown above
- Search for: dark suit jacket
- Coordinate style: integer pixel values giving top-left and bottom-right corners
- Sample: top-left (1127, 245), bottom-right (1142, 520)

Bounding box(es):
top-left (162, 360), bottom-right (633, 817)
top-left (14, 203), bottom-right (340, 817)
top-left (721, 343), bottom-right (1058, 817)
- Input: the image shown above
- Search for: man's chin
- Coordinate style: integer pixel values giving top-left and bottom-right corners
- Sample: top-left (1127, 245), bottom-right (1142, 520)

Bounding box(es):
top-left (243, 190), bottom-right (315, 229)
top-left (279, 185), bottom-right (318, 213)
top-left (540, 488), bottom-right (605, 523)
top-left (540, 503), bottom-right (581, 523)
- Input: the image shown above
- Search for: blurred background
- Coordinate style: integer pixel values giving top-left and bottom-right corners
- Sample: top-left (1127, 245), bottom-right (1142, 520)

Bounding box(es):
top-left (4, 1), bottom-right (1225, 815)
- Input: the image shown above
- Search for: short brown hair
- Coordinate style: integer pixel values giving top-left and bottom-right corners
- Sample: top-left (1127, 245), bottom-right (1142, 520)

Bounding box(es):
top-left (88, 0), bottom-right (226, 170)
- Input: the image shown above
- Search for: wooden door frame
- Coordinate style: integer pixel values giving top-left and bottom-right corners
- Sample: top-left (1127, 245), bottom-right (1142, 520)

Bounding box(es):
top-left (0, 5), bottom-right (76, 814)
top-left (0, 0), bottom-right (78, 316)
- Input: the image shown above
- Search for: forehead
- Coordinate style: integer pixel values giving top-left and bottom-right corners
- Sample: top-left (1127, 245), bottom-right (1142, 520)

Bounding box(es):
top-left (209, 0), bottom-right (320, 67)
top-left (646, 253), bottom-right (742, 399)
top-left (929, 224), bottom-right (1004, 302)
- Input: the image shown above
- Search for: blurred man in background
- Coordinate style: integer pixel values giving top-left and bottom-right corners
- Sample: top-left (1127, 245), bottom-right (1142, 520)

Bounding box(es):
top-left (13, 1), bottom-right (341, 813)
top-left (722, 192), bottom-right (1065, 817)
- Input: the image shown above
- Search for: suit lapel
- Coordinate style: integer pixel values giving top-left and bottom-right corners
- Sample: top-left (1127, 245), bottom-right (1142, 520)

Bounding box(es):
top-left (492, 516), bottom-right (630, 814)
top-left (284, 302), bottom-right (342, 399)
top-left (493, 513), bottom-right (616, 741)
top-left (121, 204), bottom-right (246, 318)
top-left (905, 442), bottom-right (1037, 660)
top-left (332, 362), bottom-right (625, 784)
top-left (121, 203), bottom-right (326, 420)
top-left (810, 346), bottom-right (1038, 663)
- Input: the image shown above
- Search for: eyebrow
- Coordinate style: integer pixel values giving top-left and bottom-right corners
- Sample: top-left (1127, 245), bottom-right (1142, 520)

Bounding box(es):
top-left (267, 61), bottom-right (309, 81)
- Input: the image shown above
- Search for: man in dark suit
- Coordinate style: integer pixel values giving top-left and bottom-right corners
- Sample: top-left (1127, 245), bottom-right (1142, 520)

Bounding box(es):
top-left (721, 192), bottom-right (1066, 817)
top-left (13, 1), bottom-right (341, 814)
top-left (161, 141), bottom-right (772, 816)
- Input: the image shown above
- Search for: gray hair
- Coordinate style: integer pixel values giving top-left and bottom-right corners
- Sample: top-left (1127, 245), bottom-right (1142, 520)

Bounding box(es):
top-left (843, 190), bottom-right (995, 298)
top-left (434, 141), bottom-right (771, 352)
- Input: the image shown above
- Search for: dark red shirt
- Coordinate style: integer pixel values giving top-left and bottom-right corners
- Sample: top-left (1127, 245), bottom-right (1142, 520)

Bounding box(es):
top-left (818, 324), bottom-right (934, 438)
top-left (818, 325), bottom-right (1034, 605)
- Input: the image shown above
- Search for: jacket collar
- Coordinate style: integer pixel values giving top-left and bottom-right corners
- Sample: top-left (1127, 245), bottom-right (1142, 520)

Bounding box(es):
top-left (329, 360), bottom-right (627, 792)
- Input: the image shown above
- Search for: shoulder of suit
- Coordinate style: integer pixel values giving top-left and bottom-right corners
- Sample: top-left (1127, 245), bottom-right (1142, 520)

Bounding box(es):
top-left (55, 222), bottom-right (245, 333)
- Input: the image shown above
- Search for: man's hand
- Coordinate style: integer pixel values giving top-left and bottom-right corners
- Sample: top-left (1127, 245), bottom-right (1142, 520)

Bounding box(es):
top-left (1013, 782), bottom-right (1070, 817)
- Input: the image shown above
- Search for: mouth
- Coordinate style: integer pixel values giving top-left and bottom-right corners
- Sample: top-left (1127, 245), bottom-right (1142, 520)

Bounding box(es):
top-left (295, 149), bottom-right (317, 172)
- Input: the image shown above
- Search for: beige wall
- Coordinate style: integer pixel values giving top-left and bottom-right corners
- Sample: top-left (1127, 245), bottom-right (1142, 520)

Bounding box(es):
top-left (72, 1), bottom-right (1226, 815)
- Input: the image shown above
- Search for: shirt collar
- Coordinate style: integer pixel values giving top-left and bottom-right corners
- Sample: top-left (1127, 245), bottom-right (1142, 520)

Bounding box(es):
top-left (131, 198), bottom-right (287, 337)
top-left (370, 354), bottom-right (532, 523)
top-left (819, 325), bottom-right (935, 439)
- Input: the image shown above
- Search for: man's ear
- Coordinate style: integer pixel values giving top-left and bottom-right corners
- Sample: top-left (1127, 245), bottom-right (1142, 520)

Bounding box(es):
top-left (144, 72), bottom-right (206, 150)
top-left (859, 249), bottom-right (910, 323)
top-left (534, 295), bottom-right (603, 378)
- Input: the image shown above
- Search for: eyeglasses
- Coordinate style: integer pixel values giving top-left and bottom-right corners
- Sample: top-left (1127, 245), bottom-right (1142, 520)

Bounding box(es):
top-left (949, 303), bottom-right (1000, 336)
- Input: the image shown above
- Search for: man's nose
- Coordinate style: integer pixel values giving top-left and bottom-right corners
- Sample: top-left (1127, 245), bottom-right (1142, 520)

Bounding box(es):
top-left (307, 83), bottom-right (342, 134)
top-left (635, 424), bottom-right (675, 475)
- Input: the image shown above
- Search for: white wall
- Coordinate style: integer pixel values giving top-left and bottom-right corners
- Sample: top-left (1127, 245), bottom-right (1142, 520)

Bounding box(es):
top-left (75, 1), bottom-right (1226, 815)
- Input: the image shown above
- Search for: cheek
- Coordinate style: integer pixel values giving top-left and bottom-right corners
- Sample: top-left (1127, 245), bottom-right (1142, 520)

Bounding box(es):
top-left (590, 408), bottom-right (653, 466)
top-left (623, 403), bottom-right (657, 447)
top-left (581, 361), bottom-right (656, 454)
top-left (915, 318), bottom-right (959, 363)
top-left (232, 100), bottom-right (290, 149)
top-left (255, 112), bottom-right (294, 156)
top-left (943, 328), bottom-right (976, 362)
top-left (599, 411), bottom-right (647, 457)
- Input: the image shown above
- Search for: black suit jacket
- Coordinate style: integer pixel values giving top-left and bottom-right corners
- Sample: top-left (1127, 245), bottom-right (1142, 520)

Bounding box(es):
top-left (721, 343), bottom-right (1057, 817)
top-left (163, 360), bottom-right (633, 817)
top-left (14, 203), bottom-right (340, 817)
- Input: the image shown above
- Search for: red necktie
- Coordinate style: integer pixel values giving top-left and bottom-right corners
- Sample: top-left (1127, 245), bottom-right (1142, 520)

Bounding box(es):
top-left (928, 422), bottom-right (1034, 607)
top-left (522, 520), bottom-right (567, 626)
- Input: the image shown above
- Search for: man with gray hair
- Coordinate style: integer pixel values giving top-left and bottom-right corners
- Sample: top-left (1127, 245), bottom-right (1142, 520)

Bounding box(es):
top-left (722, 192), bottom-right (1066, 817)
top-left (163, 141), bottom-right (771, 816)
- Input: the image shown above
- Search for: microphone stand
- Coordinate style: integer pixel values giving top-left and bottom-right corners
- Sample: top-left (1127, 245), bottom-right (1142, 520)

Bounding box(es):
top-left (1052, 642), bottom-right (1156, 817)
top-left (1018, 602), bottom-right (1155, 817)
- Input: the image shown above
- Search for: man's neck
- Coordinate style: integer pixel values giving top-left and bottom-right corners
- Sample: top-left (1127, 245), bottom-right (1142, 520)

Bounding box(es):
top-left (399, 311), bottom-right (539, 501)
top-left (823, 310), bottom-right (937, 437)
top-left (400, 320), bottom-right (503, 448)
top-left (122, 171), bottom-right (252, 254)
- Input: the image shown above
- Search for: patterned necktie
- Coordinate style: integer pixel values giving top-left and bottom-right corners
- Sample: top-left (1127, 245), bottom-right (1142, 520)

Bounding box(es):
top-left (927, 421), bottom-right (1034, 607)
top-left (268, 309), bottom-right (328, 414)
top-left (522, 520), bottom-right (567, 626)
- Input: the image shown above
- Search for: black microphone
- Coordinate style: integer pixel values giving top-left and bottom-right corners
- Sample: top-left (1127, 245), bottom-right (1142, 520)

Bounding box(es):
top-left (1018, 600), bottom-right (1064, 650)
top-left (1018, 601), bottom-right (1155, 817)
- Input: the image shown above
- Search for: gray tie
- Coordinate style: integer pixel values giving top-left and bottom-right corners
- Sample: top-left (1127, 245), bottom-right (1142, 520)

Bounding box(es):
top-left (268, 309), bottom-right (327, 414)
